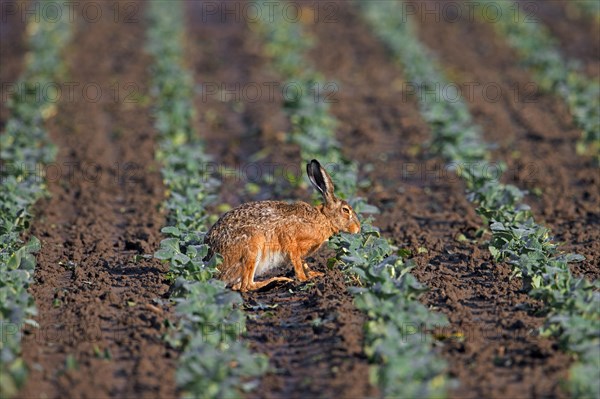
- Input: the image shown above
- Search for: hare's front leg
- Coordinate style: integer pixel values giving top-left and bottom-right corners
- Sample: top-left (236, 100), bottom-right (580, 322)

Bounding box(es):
top-left (290, 255), bottom-right (309, 281)
top-left (291, 256), bottom-right (323, 281)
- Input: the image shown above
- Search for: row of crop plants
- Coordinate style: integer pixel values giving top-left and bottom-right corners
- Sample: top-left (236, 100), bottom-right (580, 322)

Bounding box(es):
top-left (356, 1), bottom-right (599, 397)
top-left (252, 1), bottom-right (450, 397)
top-left (0, 3), bottom-right (72, 397)
top-left (144, 2), bottom-right (266, 398)
top-left (477, 0), bottom-right (600, 161)
top-left (572, 0), bottom-right (600, 21)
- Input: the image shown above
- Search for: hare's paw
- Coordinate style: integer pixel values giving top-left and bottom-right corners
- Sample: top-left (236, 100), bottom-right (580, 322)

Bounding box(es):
top-left (292, 261), bottom-right (308, 281)
top-left (307, 270), bottom-right (323, 279)
top-left (301, 263), bottom-right (323, 279)
top-left (302, 263), bottom-right (323, 279)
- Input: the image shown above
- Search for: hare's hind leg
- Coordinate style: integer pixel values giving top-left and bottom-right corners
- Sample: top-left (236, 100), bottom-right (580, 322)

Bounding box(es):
top-left (245, 276), bottom-right (293, 291)
top-left (238, 236), bottom-right (292, 292)
top-left (239, 261), bottom-right (292, 291)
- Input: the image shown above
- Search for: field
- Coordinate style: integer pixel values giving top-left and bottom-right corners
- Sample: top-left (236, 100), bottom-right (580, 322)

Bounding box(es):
top-left (1, 0), bottom-right (598, 398)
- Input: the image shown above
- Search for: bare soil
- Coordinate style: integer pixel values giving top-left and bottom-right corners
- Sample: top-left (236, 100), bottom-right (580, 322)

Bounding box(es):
top-left (19, 2), bottom-right (177, 398)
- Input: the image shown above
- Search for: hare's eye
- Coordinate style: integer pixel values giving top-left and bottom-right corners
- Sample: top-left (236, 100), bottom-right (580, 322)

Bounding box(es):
top-left (342, 206), bottom-right (351, 214)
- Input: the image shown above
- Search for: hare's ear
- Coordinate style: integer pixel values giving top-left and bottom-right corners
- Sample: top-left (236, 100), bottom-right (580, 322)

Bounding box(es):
top-left (307, 159), bottom-right (335, 204)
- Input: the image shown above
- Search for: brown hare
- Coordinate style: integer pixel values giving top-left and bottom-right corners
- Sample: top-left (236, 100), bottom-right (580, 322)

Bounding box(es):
top-left (205, 159), bottom-right (361, 292)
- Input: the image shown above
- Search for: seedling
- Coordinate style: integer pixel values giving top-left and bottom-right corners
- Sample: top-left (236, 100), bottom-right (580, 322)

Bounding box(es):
top-left (65, 355), bottom-right (78, 371)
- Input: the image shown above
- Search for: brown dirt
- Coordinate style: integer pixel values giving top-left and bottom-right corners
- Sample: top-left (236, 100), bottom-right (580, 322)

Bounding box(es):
top-left (302, 1), bottom-right (575, 398)
top-left (0, 0), bottom-right (28, 130)
top-left (18, 2), bottom-right (177, 398)
top-left (408, 0), bottom-right (600, 281)
top-left (184, 2), bottom-right (374, 398)
top-left (518, 0), bottom-right (600, 79)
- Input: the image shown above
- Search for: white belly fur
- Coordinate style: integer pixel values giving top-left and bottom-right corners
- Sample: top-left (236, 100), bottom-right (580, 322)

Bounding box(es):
top-left (254, 250), bottom-right (288, 277)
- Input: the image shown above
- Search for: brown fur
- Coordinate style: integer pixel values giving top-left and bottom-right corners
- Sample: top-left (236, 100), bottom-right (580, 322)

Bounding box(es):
top-left (205, 160), bottom-right (360, 292)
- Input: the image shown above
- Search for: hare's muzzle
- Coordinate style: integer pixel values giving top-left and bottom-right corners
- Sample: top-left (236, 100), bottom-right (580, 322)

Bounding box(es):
top-left (349, 221), bottom-right (361, 234)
